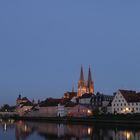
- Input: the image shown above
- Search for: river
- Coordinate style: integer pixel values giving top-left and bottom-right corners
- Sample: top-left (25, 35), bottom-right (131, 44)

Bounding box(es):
top-left (0, 119), bottom-right (140, 140)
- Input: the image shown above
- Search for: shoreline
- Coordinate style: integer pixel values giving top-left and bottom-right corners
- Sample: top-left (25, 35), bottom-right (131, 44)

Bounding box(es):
top-left (1, 114), bottom-right (140, 125)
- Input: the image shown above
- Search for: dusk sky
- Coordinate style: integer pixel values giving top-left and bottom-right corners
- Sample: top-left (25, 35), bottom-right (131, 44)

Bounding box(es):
top-left (0, 1), bottom-right (140, 105)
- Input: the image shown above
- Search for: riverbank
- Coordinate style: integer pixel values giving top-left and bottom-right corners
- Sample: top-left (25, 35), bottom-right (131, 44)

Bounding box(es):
top-left (5, 114), bottom-right (140, 125)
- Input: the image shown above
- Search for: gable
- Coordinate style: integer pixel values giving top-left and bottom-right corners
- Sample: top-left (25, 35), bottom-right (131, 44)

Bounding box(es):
top-left (112, 91), bottom-right (127, 104)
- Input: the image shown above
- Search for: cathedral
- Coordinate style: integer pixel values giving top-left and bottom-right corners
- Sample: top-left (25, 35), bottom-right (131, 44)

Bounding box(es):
top-left (77, 66), bottom-right (94, 97)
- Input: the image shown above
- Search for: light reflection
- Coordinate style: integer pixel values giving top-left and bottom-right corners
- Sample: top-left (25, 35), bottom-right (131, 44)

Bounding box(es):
top-left (88, 127), bottom-right (92, 135)
top-left (24, 125), bottom-right (27, 132)
top-left (4, 123), bottom-right (7, 131)
top-left (126, 132), bottom-right (131, 139)
top-left (0, 120), bottom-right (140, 140)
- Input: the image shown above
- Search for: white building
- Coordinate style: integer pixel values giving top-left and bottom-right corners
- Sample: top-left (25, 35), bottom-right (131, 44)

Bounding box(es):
top-left (57, 104), bottom-right (66, 117)
top-left (79, 93), bottom-right (92, 104)
top-left (112, 90), bottom-right (140, 114)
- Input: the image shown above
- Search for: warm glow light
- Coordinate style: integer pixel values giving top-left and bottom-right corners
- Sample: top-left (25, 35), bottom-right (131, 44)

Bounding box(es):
top-left (24, 125), bottom-right (27, 132)
top-left (87, 110), bottom-right (92, 114)
top-left (125, 108), bottom-right (129, 111)
top-left (126, 132), bottom-right (131, 139)
top-left (88, 128), bottom-right (92, 135)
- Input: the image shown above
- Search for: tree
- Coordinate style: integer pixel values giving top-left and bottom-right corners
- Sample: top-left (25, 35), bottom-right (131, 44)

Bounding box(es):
top-left (0, 104), bottom-right (11, 112)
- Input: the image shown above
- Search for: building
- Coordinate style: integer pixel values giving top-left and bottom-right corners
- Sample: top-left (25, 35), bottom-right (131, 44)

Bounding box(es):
top-left (111, 89), bottom-right (140, 114)
top-left (91, 92), bottom-right (113, 114)
top-left (65, 102), bottom-right (92, 117)
top-left (63, 91), bottom-right (77, 100)
top-left (77, 66), bottom-right (94, 97)
top-left (16, 95), bottom-right (34, 116)
top-left (37, 98), bottom-right (62, 117)
top-left (79, 93), bottom-right (93, 105)
top-left (57, 104), bottom-right (66, 117)
top-left (16, 95), bottom-right (29, 106)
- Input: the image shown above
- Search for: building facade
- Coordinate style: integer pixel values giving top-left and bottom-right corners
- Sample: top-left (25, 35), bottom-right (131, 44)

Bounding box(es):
top-left (112, 90), bottom-right (140, 114)
top-left (91, 92), bottom-right (113, 114)
top-left (77, 66), bottom-right (94, 97)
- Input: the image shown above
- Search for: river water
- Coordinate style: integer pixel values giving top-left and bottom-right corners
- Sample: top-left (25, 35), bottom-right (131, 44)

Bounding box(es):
top-left (0, 119), bottom-right (140, 140)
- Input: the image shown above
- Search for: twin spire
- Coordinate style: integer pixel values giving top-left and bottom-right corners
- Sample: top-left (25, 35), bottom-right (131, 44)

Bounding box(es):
top-left (77, 66), bottom-right (94, 97)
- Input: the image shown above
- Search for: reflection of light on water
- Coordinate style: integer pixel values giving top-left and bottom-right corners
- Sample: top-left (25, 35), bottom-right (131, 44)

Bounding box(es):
top-left (88, 128), bottom-right (92, 135)
top-left (10, 119), bottom-right (14, 123)
top-left (8, 119), bottom-right (14, 124)
top-left (4, 123), bottom-right (7, 131)
top-left (122, 131), bottom-right (132, 140)
top-left (126, 132), bottom-right (131, 140)
top-left (24, 125), bottom-right (27, 132)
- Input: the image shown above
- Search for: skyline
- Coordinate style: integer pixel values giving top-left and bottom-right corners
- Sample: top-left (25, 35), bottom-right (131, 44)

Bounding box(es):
top-left (0, 1), bottom-right (140, 105)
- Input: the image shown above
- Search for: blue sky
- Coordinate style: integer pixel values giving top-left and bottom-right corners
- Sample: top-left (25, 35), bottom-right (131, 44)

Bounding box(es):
top-left (0, 1), bottom-right (140, 105)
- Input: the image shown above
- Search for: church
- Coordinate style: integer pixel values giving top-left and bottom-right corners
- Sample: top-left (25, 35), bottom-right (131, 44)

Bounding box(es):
top-left (63, 66), bottom-right (94, 99)
top-left (77, 66), bottom-right (94, 97)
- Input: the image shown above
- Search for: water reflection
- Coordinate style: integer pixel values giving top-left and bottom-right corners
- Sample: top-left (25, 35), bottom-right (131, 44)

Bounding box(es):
top-left (0, 119), bottom-right (140, 140)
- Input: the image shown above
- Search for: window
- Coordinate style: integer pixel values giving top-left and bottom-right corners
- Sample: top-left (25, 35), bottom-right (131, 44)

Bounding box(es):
top-left (120, 104), bottom-right (122, 106)
top-left (114, 104), bottom-right (115, 106)
top-left (136, 103), bottom-right (138, 105)
top-left (124, 103), bottom-right (126, 106)
top-left (119, 100), bottom-right (120, 102)
top-left (136, 108), bottom-right (138, 110)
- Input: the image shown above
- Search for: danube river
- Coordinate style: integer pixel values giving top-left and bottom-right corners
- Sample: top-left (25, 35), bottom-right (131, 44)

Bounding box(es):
top-left (0, 119), bottom-right (140, 140)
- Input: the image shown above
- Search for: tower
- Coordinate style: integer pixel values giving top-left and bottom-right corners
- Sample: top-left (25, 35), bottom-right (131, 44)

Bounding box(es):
top-left (87, 66), bottom-right (94, 93)
top-left (77, 66), bottom-right (87, 97)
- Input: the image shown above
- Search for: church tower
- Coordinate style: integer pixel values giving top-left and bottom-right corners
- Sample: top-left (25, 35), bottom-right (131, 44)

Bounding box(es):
top-left (87, 66), bottom-right (94, 93)
top-left (77, 66), bottom-right (87, 97)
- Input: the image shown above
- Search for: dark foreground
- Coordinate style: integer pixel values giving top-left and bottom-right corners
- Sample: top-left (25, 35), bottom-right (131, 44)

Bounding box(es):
top-left (0, 119), bottom-right (140, 140)
top-left (5, 114), bottom-right (140, 126)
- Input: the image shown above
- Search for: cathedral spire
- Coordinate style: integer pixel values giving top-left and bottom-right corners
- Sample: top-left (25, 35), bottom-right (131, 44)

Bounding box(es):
top-left (87, 66), bottom-right (94, 93)
top-left (80, 65), bottom-right (84, 82)
top-left (88, 66), bottom-right (92, 83)
top-left (77, 65), bottom-right (86, 97)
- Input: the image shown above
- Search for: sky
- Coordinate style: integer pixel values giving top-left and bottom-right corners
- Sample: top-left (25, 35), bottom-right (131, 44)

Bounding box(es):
top-left (0, 1), bottom-right (140, 105)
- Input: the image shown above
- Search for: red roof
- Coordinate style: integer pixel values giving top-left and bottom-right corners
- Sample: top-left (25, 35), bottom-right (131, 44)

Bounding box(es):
top-left (119, 90), bottom-right (140, 103)
top-left (65, 101), bottom-right (78, 107)
top-left (39, 98), bottom-right (62, 107)
top-left (79, 93), bottom-right (93, 99)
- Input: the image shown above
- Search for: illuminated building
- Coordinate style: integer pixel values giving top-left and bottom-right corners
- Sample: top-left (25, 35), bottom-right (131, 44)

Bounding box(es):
top-left (112, 90), bottom-right (140, 114)
top-left (77, 66), bottom-right (94, 97)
